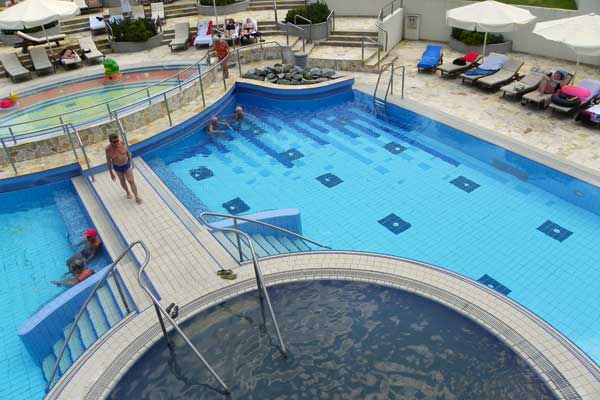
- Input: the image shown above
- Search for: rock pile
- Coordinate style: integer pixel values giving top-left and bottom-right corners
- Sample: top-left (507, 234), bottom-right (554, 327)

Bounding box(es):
top-left (242, 64), bottom-right (338, 85)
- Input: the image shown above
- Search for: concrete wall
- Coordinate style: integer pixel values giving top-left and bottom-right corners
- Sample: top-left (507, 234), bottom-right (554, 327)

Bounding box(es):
top-left (401, 0), bottom-right (600, 66)
top-left (379, 8), bottom-right (403, 51)
top-left (575, 0), bottom-right (600, 12)
top-left (324, 0), bottom-right (389, 16)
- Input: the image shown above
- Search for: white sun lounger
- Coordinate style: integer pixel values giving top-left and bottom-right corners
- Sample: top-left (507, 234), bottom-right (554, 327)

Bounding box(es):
top-left (194, 20), bottom-right (213, 48)
top-left (476, 58), bottom-right (524, 90)
top-left (151, 2), bottom-right (165, 24)
top-left (89, 15), bottom-right (106, 35)
top-left (0, 53), bottom-right (32, 83)
top-left (16, 31), bottom-right (66, 53)
top-left (169, 22), bottom-right (190, 51)
top-left (78, 37), bottom-right (104, 64)
top-left (29, 47), bottom-right (55, 76)
top-left (131, 5), bottom-right (146, 19)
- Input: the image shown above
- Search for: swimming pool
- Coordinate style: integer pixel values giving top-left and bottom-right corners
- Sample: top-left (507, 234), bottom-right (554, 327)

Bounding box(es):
top-left (108, 280), bottom-right (556, 399)
top-left (144, 88), bottom-right (600, 365)
top-left (0, 180), bottom-right (110, 400)
top-left (0, 67), bottom-right (190, 137)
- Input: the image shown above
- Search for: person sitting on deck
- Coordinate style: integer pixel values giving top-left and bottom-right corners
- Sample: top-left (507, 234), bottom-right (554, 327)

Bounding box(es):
top-left (52, 259), bottom-right (94, 287)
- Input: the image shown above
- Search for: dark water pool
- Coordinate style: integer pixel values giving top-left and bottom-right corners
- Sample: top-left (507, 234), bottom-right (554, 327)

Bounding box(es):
top-left (108, 280), bottom-right (556, 399)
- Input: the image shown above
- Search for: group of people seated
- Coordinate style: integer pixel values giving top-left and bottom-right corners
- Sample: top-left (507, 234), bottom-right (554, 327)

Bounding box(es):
top-left (51, 228), bottom-right (101, 288)
top-left (218, 17), bottom-right (264, 45)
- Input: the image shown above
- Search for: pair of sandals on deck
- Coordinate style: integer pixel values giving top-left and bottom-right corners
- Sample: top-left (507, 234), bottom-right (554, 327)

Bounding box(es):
top-left (217, 269), bottom-right (238, 280)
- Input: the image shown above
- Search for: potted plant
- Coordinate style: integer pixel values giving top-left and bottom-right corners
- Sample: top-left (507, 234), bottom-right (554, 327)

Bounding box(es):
top-left (107, 17), bottom-right (163, 53)
top-left (279, 1), bottom-right (332, 41)
top-left (197, 0), bottom-right (250, 16)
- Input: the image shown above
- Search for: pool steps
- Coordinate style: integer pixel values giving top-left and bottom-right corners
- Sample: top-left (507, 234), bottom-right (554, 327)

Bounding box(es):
top-left (213, 231), bottom-right (312, 261)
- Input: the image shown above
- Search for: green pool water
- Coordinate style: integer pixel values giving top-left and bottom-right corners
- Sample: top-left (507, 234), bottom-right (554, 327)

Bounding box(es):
top-left (0, 81), bottom-right (179, 138)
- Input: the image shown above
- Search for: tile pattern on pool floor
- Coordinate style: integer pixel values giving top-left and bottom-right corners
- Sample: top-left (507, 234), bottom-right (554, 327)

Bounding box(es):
top-left (145, 90), bottom-right (600, 364)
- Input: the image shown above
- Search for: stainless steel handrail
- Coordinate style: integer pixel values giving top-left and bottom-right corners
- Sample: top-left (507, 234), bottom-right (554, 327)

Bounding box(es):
top-left (361, 35), bottom-right (381, 65)
top-left (199, 212), bottom-right (327, 358)
top-left (65, 123), bottom-right (95, 182)
top-left (379, 0), bottom-right (402, 21)
top-left (374, 56), bottom-right (404, 104)
top-left (273, 0), bottom-right (278, 24)
top-left (375, 23), bottom-right (389, 52)
top-left (0, 52), bottom-right (212, 134)
top-left (294, 14), bottom-right (312, 42)
top-left (137, 242), bottom-right (230, 394)
top-left (326, 9), bottom-right (335, 37)
top-left (0, 137), bottom-right (16, 174)
top-left (286, 22), bottom-right (305, 52)
top-left (45, 241), bottom-right (143, 392)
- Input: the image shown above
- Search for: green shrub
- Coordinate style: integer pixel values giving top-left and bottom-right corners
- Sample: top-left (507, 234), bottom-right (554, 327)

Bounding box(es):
top-left (199, 0), bottom-right (235, 5)
top-left (452, 27), bottom-right (504, 46)
top-left (284, 1), bottom-right (331, 24)
top-left (108, 18), bottom-right (157, 42)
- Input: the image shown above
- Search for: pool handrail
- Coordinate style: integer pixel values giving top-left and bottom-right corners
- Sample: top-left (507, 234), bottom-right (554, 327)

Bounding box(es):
top-left (198, 212), bottom-right (329, 357)
top-left (0, 52), bottom-right (213, 134)
top-left (374, 56), bottom-right (404, 104)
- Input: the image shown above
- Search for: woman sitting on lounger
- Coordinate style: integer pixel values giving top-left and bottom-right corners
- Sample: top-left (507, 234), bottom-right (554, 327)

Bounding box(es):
top-left (60, 48), bottom-right (80, 64)
top-left (537, 71), bottom-right (566, 94)
top-left (225, 18), bottom-right (237, 37)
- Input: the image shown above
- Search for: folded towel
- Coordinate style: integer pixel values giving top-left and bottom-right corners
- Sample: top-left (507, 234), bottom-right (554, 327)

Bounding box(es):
top-left (464, 68), bottom-right (497, 76)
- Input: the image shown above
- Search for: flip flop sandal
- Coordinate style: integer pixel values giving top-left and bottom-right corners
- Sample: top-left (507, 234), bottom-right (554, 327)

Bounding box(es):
top-left (170, 305), bottom-right (179, 319)
top-left (221, 273), bottom-right (238, 280)
top-left (217, 269), bottom-right (233, 276)
top-left (165, 302), bottom-right (175, 314)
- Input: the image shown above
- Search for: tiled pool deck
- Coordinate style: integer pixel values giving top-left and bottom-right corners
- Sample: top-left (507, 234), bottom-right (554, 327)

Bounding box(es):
top-left (3, 23), bottom-right (600, 399)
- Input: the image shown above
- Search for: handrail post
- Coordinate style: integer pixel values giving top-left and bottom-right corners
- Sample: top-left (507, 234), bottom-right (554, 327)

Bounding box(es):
top-left (61, 117), bottom-right (79, 160)
top-left (273, 0), bottom-right (278, 24)
top-left (68, 124), bottom-right (95, 182)
top-left (162, 93), bottom-right (173, 126)
top-left (361, 36), bottom-right (364, 61)
top-left (106, 103), bottom-right (112, 119)
top-left (112, 273), bottom-right (130, 313)
top-left (177, 74), bottom-right (182, 91)
top-left (233, 218), bottom-right (243, 262)
top-left (1, 138), bottom-right (17, 174)
top-left (154, 303), bottom-right (173, 349)
top-left (197, 64), bottom-right (206, 107)
top-left (237, 50), bottom-right (242, 76)
top-left (390, 62), bottom-right (394, 95)
top-left (8, 127), bottom-right (16, 144)
top-left (401, 65), bottom-right (405, 99)
top-left (146, 88), bottom-right (151, 105)
top-left (222, 64), bottom-right (227, 90)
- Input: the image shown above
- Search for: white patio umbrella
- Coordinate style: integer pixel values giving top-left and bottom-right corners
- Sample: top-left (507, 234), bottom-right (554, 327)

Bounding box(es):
top-left (0, 0), bottom-right (79, 54)
top-left (446, 0), bottom-right (536, 56)
top-left (533, 13), bottom-right (600, 79)
top-left (120, 0), bottom-right (132, 15)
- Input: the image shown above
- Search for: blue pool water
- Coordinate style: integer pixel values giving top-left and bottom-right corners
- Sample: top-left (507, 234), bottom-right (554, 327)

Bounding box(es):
top-left (145, 89), bottom-right (600, 365)
top-left (0, 180), bottom-right (111, 400)
top-left (108, 281), bottom-right (556, 399)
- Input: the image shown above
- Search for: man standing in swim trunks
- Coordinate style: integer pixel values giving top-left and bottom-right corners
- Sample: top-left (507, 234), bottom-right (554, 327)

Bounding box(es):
top-left (105, 134), bottom-right (142, 204)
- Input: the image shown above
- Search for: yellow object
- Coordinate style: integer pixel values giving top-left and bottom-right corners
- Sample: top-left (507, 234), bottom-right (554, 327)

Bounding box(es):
top-left (9, 93), bottom-right (18, 102)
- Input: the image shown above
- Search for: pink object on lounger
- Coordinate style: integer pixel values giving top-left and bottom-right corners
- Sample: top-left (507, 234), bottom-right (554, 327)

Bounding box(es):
top-left (561, 85), bottom-right (592, 101)
top-left (463, 52), bottom-right (479, 63)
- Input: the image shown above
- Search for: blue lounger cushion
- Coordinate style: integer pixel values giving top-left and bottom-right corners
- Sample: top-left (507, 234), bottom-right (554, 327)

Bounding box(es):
top-left (417, 45), bottom-right (443, 69)
top-left (464, 67), bottom-right (498, 76)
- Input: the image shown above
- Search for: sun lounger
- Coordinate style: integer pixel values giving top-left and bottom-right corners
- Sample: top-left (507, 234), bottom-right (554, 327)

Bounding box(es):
top-left (476, 58), bottom-right (523, 90)
top-left (169, 22), bottom-right (190, 51)
top-left (194, 20), bottom-right (214, 48)
top-left (89, 15), bottom-right (105, 35)
top-left (521, 71), bottom-right (573, 108)
top-left (576, 102), bottom-right (600, 126)
top-left (15, 31), bottom-right (66, 53)
top-left (0, 53), bottom-right (32, 83)
top-left (60, 52), bottom-right (82, 69)
top-left (78, 37), bottom-right (104, 63)
top-left (417, 45), bottom-right (443, 72)
top-left (151, 2), bottom-right (165, 24)
top-left (548, 79), bottom-right (600, 115)
top-left (131, 5), bottom-right (146, 19)
top-left (436, 51), bottom-right (480, 77)
top-left (460, 52), bottom-right (508, 85)
top-left (501, 67), bottom-right (547, 98)
top-left (29, 47), bottom-right (55, 76)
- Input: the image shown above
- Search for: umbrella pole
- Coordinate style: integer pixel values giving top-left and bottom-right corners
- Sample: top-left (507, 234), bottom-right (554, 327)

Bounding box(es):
top-left (574, 58), bottom-right (580, 84)
top-left (42, 24), bottom-right (55, 58)
top-left (482, 31), bottom-right (488, 57)
top-left (212, 0), bottom-right (219, 28)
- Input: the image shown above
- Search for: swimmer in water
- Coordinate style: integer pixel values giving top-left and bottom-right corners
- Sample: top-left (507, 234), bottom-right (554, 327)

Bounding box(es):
top-left (207, 116), bottom-right (232, 137)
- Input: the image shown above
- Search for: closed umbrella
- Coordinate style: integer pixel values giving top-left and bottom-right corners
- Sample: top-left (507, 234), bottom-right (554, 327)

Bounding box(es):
top-left (446, 0), bottom-right (536, 56)
top-left (533, 13), bottom-right (600, 79)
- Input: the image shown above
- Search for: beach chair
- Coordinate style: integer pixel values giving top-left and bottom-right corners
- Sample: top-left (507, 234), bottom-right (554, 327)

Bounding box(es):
top-left (0, 53), bottom-right (32, 83)
top-left (548, 79), bottom-right (600, 115)
top-left (131, 5), bottom-right (146, 19)
top-left (500, 67), bottom-right (547, 98)
top-left (194, 20), bottom-right (214, 48)
top-left (29, 47), bottom-right (55, 76)
top-left (151, 2), bottom-right (165, 24)
top-left (59, 50), bottom-right (82, 69)
top-left (521, 71), bottom-right (573, 108)
top-left (78, 37), bottom-right (104, 63)
top-left (88, 15), bottom-right (106, 35)
top-left (436, 51), bottom-right (480, 77)
top-left (476, 58), bottom-right (523, 90)
top-left (15, 31), bottom-right (66, 53)
top-left (417, 45), bottom-right (443, 72)
top-left (460, 52), bottom-right (508, 85)
top-left (576, 102), bottom-right (600, 126)
top-left (169, 22), bottom-right (190, 51)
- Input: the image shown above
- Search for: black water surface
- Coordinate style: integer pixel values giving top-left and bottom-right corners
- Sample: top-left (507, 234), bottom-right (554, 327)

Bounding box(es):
top-left (108, 280), bottom-right (556, 399)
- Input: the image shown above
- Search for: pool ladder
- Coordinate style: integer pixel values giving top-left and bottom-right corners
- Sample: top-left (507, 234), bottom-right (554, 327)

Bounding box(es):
top-left (374, 56), bottom-right (404, 112)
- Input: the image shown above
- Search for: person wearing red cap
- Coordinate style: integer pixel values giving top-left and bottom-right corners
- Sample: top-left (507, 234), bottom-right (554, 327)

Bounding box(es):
top-left (65, 228), bottom-right (102, 274)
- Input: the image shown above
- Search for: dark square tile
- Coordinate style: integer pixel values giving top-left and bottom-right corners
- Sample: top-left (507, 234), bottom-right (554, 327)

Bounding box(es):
top-left (280, 148), bottom-right (304, 161)
top-left (384, 142), bottom-right (407, 155)
top-left (222, 197), bottom-right (250, 215)
top-left (477, 274), bottom-right (511, 295)
top-left (450, 176), bottom-right (480, 193)
top-left (537, 220), bottom-right (573, 242)
top-left (316, 173), bottom-right (343, 188)
top-left (378, 213), bottom-right (411, 235)
top-left (189, 167), bottom-right (214, 181)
